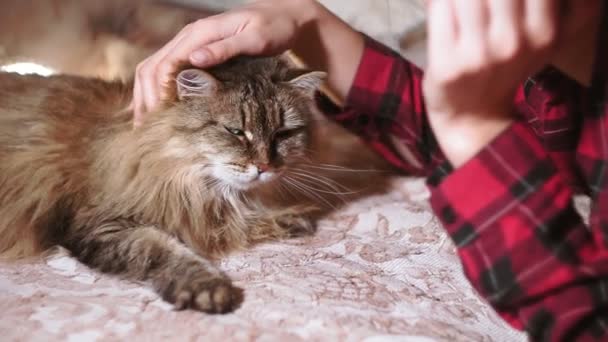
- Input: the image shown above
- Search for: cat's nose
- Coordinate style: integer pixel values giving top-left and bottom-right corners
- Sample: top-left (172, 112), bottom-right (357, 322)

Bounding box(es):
top-left (255, 163), bottom-right (270, 174)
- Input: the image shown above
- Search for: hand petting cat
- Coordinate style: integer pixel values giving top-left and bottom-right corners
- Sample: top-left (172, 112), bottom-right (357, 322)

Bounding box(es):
top-left (132, 0), bottom-right (315, 126)
top-left (132, 0), bottom-right (365, 127)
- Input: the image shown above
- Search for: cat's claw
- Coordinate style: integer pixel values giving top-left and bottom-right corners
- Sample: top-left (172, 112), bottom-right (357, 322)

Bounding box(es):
top-left (169, 277), bottom-right (244, 314)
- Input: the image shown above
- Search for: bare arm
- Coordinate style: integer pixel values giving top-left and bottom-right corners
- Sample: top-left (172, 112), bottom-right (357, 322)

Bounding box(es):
top-left (132, 0), bottom-right (364, 126)
top-left (290, 1), bottom-right (364, 102)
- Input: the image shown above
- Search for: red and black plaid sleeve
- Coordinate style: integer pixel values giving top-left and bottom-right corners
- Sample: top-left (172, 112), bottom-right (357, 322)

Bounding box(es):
top-left (324, 11), bottom-right (608, 340)
top-left (428, 6), bottom-right (608, 341)
top-left (323, 35), bottom-right (447, 177)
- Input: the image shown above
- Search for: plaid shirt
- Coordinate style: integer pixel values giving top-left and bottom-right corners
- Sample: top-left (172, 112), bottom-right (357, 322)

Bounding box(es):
top-left (321, 9), bottom-right (608, 341)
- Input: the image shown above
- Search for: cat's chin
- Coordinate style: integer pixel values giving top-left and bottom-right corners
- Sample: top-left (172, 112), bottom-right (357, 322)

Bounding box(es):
top-left (221, 174), bottom-right (278, 192)
top-left (211, 165), bottom-right (280, 192)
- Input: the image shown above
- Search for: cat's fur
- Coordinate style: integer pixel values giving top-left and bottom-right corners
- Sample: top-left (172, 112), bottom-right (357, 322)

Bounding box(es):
top-left (0, 56), bottom-right (325, 313)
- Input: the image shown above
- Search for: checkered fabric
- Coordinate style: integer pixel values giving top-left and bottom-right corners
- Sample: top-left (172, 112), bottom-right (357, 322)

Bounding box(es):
top-left (321, 7), bottom-right (608, 341)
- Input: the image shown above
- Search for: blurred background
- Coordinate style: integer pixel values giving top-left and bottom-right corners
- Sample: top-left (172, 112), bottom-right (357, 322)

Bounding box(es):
top-left (0, 0), bottom-right (427, 79)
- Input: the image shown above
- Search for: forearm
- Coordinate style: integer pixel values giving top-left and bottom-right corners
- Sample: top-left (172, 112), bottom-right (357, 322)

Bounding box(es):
top-left (287, 3), bottom-right (444, 176)
top-left (312, 33), bottom-right (445, 176)
top-left (291, 0), bottom-right (365, 102)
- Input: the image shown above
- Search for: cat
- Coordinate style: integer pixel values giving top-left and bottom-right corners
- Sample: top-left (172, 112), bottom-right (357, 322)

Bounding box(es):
top-left (0, 56), bottom-right (326, 313)
top-left (0, 0), bottom-right (215, 80)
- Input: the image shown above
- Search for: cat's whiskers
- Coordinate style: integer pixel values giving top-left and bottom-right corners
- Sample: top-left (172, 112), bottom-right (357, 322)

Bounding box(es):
top-left (293, 153), bottom-right (315, 163)
top-left (289, 153), bottom-right (385, 173)
top-left (287, 170), bottom-right (356, 195)
top-left (281, 176), bottom-right (337, 209)
top-left (298, 161), bottom-right (386, 174)
top-left (291, 167), bottom-right (364, 195)
top-left (288, 167), bottom-right (353, 188)
top-left (286, 175), bottom-right (350, 204)
top-left (314, 166), bottom-right (384, 173)
top-left (276, 181), bottom-right (292, 200)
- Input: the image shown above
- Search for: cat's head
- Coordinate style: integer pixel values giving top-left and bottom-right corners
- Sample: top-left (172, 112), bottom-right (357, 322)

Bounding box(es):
top-left (159, 57), bottom-right (325, 191)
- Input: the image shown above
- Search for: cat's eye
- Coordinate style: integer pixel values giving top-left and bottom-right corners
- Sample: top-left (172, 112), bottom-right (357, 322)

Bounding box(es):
top-left (225, 126), bottom-right (244, 136)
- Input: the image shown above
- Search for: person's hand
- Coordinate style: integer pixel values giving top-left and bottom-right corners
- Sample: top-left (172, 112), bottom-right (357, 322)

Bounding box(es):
top-left (423, 0), bottom-right (562, 167)
top-left (132, 0), bottom-right (319, 127)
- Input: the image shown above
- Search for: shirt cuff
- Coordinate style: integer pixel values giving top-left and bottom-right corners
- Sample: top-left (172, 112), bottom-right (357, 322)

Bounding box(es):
top-left (324, 35), bottom-right (425, 121)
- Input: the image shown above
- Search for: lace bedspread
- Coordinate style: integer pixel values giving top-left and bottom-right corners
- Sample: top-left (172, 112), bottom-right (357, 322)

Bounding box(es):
top-left (0, 121), bottom-right (526, 341)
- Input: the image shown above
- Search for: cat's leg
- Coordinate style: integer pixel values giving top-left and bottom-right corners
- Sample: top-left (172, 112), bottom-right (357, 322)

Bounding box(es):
top-left (245, 206), bottom-right (318, 244)
top-left (274, 212), bottom-right (317, 238)
top-left (63, 220), bottom-right (243, 313)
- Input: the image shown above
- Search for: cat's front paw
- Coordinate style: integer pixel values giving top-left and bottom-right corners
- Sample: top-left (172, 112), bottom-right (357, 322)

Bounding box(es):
top-left (163, 276), bottom-right (244, 314)
top-left (277, 214), bottom-right (317, 238)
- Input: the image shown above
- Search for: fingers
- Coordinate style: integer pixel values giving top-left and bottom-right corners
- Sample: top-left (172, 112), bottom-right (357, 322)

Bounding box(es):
top-left (132, 73), bottom-right (144, 127)
top-left (132, 15), bottom-right (232, 125)
top-left (151, 18), bottom-right (225, 92)
top-left (190, 39), bottom-right (241, 68)
top-left (487, 0), bottom-right (558, 74)
top-left (524, 0), bottom-right (560, 49)
top-left (424, 0), bottom-right (561, 115)
top-left (192, 34), bottom-right (265, 68)
top-left (428, 0), bottom-right (558, 70)
top-left (427, 0), bottom-right (458, 75)
top-left (455, 0), bottom-right (491, 68)
top-left (133, 24), bottom-right (195, 126)
top-left (156, 15), bottom-right (236, 71)
top-left (452, 0), bottom-right (488, 44)
top-left (487, 0), bottom-right (525, 60)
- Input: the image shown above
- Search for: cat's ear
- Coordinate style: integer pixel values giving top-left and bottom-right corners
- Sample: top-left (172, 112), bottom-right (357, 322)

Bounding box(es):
top-left (176, 69), bottom-right (218, 99)
top-left (288, 71), bottom-right (327, 97)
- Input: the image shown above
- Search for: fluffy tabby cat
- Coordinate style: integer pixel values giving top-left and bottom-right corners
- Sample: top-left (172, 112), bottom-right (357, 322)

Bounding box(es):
top-left (0, 56), bottom-right (325, 313)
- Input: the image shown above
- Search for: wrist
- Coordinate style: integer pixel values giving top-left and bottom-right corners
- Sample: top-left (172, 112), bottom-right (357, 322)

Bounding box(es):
top-left (429, 112), bottom-right (513, 168)
top-left (290, 0), bottom-right (363, 100)
top-left (287, 0), bottom-right (321, 28)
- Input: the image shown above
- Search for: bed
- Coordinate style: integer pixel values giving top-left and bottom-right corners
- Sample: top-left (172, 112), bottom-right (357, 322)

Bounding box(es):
top-left (0, 1), bottom-right (529, 340)
top-left (0, 118), bottom-right (527, 341)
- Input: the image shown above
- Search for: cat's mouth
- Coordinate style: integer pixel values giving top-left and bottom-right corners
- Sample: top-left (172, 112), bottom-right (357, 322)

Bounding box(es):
top-left (212, 164), bottom-right (282, 191)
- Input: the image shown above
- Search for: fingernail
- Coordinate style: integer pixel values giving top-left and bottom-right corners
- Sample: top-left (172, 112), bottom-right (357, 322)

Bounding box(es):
top-left (190, 50), bottom-right (208, 65)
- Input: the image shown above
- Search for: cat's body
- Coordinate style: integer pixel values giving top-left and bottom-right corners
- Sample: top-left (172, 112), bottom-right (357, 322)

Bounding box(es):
top-left (0, 57), bottom-right (325, 312)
